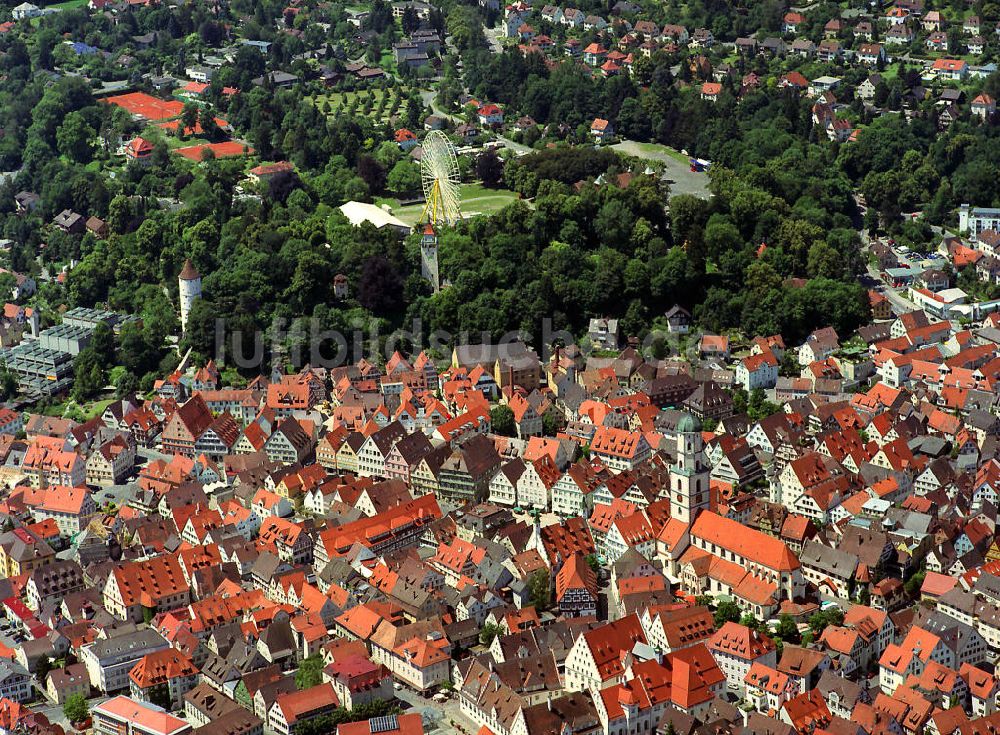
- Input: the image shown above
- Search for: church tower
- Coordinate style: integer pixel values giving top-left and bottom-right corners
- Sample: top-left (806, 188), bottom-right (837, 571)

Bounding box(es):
top-left (178, 259), bottom-right (202, 333)
top-left (420, 224), bottom-right (440, 293)
top-left (669, 412), bottom-right (710, 524)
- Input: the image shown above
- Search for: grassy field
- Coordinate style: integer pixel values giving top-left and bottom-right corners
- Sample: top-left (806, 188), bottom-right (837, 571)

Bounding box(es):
top-left (383, 182), bottom-right (521, 225)
top-left (623, 140), bottom-right (690, 164)
top-left (29, 0), bottom-right (86, 25)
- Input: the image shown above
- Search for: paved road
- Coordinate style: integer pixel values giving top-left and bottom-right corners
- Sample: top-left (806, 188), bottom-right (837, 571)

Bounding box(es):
top-left (864, 262), bottom-right (919, 314)
top-left (33, 694), bottom-right (111, 730)
top-left (419, 91), bottom-right (460, 124)
top-left (483, 25), bottom-right (504, 53)
top-left (494, 134), bottom-right (532, 155)
top-left (395, 687), bottom-right (476, 735)
top-left (859, 231), bottom-right (920, 314)
top-left (612, 140), bottom-right (711, 199)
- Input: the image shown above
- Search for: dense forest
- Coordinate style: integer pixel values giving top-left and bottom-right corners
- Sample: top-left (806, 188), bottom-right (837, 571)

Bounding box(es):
top-left (58, 141), bottom-right (871, 383)
top-left (0, 0), bottom-right (994, 388)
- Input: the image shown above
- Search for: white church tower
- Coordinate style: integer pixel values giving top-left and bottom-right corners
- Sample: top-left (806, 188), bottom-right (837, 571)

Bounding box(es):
top-left (178, 259), bottom-right (201, 333)
top-left (669, 413), bottom-right (711, 524)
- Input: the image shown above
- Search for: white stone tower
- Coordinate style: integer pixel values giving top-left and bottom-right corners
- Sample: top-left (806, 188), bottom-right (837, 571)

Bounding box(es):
top-left (178, 258), bottom-right (202, 333)
top-left (669, 412), bottom-right (711, 524)
top-left (420, 224), bottom-right (440, 293)
top-left (333, 273), bottom-right (348, 300)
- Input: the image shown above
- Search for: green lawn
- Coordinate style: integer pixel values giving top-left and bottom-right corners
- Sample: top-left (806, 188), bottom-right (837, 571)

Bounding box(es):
top-left (462, 187), bottom-right (522, 214)
top-left (625, 140), bottom-right (690, 164)
top-left (384, 182), bottom-right (521, 225)
top-left (879, 63), bottom-right (901, 82)
top-left (41, 397), bottom-right (113, 421)
top-left (47, 0), bottom-right (88, 8)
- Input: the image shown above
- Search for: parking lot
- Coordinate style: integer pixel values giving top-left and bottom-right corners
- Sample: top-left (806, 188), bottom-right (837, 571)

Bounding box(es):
top-left (612, 140), bottom-right (712, 199)
top-left (0, 620), bottom-right (25, 646)
top-left (888, 241), bottom-right (945, 271)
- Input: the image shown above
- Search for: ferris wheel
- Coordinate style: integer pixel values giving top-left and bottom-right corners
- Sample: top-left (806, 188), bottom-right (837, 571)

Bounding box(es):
top-left (420, 130), bottom-right (462, 226)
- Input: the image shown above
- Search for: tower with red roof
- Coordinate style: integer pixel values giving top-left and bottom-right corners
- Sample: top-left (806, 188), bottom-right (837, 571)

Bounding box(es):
top-left (178, 259), bottom-right (201, 333)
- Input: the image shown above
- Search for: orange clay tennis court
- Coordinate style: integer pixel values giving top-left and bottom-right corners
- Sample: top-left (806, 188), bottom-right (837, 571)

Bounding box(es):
top-left (174, 141), bottom-right (255, 161)
top-left (156, 118), bottom-right (230, 136)
top-left (104, 92), bottom-right (185, 121)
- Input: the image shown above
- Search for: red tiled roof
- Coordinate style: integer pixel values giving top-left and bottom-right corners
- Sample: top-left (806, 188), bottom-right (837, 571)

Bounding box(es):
top-left (337, 714), bottom-right (424, 735)
top-left (932, 58), bottom-right (966, 71)
top-left (556, 552), bottom-right (598, 602)
top-left (582, 614), bottom-right (647, 681)
top-left (708, 622), bottom-right (775, 660)
top-left (275, 683), bottom-right (339, 723)
top-left (249, 161), bottom-right (294, 176)
top-left (94, 697), bottom-right (190, 735)
top-left (780, 71), bottom-right (809, 87)
top-left (111, 555), bottom-right (188, 608)
top-left (692, 511), bottom-right (799, 571)
top-left (920, 571), bottom-right (958, 597)
top-left (129, 649), bottom-right (198, 688)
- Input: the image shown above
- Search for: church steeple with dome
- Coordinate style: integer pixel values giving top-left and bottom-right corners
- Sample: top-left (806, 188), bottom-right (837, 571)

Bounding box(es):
top-left (669, 412), bottom-right (710, 524)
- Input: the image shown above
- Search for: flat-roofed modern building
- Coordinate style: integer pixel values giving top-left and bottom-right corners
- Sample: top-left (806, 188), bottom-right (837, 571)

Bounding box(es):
top-left (960, 204), bottom-right (1000, 243)
top-left (0, 342), bottom-right (73, 396)
top-left (39, 323), bottom-right (92, 355)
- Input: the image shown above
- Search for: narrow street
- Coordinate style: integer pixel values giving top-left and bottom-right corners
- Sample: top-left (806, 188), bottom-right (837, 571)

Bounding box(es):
top-left (31, 693), bottom-right (110, 731)
top-left (418, 90), bottom-right (461, 124)
top-left (858, 230), bottom-right (920, 314)
top-left (493, 133), bottom-right (531, 155)
top-left (482, 25), bottom-right (504, 53)
top-left (864, 264), bottom-right (919, 314)
top-left (394, 686), bottom-right (476, 735)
